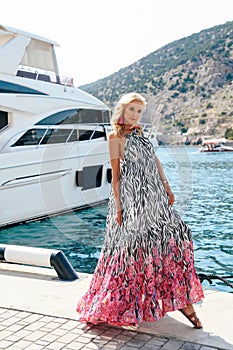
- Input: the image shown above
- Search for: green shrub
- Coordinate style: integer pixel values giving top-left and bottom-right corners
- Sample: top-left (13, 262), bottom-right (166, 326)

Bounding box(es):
top-left (199, 119), bottom-right (206, 124)
top-left (181, 126), bottom-right (189, 134)
top-left (225, 127), bottom-right (233, 139)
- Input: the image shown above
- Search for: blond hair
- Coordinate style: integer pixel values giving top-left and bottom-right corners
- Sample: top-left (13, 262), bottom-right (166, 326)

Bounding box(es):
top-left (111, 92), bottom-right (147, 137)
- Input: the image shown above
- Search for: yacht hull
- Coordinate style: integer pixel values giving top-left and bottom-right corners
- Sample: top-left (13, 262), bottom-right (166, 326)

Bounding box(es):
top-left (0, 142), bottom-right (111, 227)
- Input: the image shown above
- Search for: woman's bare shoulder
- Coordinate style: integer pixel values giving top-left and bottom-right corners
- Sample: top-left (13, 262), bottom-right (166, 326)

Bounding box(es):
top-left (109, 132), bottom-right (119, 140)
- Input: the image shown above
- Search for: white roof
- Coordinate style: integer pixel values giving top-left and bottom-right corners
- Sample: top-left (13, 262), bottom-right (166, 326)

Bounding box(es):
top-left (0, 24), bottom-right (59, 75)
top-left (0, 24), bottom-right (59, 46)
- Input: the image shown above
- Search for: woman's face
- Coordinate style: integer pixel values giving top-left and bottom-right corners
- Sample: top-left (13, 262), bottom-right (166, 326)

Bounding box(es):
top-left (123, 100), bottom-right (144, 126)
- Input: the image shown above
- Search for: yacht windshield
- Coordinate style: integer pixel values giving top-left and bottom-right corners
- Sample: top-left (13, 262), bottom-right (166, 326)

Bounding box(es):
top-left (36, 109), bottom-right (110, 125)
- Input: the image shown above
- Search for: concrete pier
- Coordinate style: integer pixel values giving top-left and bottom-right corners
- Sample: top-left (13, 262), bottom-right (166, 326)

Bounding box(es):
top-left (0, 262), bottom-right (232, 350)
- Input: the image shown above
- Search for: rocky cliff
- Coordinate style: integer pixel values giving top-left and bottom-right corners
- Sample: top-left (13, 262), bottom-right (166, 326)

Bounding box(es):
top-left (80, 21), bottom-right (233, 145)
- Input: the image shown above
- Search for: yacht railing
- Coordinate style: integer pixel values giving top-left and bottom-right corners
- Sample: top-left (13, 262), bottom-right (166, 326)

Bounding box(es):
top-left (16, 69), bottom-right (74, 87)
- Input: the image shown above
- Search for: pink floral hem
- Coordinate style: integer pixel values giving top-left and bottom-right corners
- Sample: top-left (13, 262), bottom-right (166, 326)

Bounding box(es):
top-left (77, 241), bottom-right (204, 326)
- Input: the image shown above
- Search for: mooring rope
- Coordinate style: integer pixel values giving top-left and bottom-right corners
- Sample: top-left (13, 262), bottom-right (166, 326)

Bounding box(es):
top-left (198, 273), bottom-right (233, 289)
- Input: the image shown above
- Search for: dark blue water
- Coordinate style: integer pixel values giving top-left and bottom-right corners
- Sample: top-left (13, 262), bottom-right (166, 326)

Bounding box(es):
top-left (0, 147), bottom-right (232, 292)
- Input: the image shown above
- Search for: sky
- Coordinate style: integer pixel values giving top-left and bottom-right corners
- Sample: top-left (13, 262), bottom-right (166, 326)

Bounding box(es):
top-left (1, 0), bottom-right (233, 86)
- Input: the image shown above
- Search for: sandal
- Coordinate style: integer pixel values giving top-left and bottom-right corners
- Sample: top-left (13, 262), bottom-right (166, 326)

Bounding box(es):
top-left (179, 309), bottom-right (203, 329)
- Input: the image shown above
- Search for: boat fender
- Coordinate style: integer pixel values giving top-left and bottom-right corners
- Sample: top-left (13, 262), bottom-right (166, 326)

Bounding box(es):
top-left (50, 250), bottom-right (79, 281)
top-left (0, 244), bottom-right (78, 281)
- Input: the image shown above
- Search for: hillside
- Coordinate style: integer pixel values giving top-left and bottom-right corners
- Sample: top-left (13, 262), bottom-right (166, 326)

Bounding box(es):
top-left (80, 21), bottom-right (233, 145)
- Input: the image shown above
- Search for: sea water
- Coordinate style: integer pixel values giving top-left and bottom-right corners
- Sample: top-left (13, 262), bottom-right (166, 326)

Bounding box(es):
top-left (0, 147), bottom-right (232, 293)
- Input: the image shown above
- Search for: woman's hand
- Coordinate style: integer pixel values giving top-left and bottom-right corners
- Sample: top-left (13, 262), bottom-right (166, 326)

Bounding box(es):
top-left (164, 182), bottom-right (175, 206)
top-left (167, 189), bottom-right (175, 206)
top-left (115, 210), bottom-right (123, 226)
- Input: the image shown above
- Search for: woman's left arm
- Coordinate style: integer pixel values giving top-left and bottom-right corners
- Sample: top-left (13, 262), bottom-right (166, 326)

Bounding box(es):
top-left (155, 155), bottom-right (175, 206)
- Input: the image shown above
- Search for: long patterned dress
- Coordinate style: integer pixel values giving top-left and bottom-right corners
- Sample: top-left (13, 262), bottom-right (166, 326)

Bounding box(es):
top-left (76, 129), bottom-right (204, 326)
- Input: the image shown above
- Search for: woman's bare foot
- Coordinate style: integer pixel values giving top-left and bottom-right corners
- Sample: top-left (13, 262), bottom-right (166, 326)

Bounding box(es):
top-left (179, 304), bottom-right (203, 329)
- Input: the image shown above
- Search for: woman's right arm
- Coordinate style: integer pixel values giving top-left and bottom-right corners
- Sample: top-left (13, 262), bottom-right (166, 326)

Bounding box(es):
top-left (108, 133), bottom-right (122, 225)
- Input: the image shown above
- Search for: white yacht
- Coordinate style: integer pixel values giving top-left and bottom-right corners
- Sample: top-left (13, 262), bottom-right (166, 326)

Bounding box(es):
top-left (0, 24), bottom-right (112, 228)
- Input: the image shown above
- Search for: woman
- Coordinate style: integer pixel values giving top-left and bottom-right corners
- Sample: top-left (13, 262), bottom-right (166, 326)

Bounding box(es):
top-left (76, 92), bottom-right (204, 328)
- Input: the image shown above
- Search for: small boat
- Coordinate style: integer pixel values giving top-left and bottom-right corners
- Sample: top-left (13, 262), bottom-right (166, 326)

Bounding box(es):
top-left (0, 24), bottom-right (112, 228)
top-left (198, 139), bottom-right (233, 153)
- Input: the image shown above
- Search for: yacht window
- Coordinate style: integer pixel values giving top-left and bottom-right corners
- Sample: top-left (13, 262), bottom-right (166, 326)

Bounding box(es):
top-left (11, 127), bottom-right (105, 147)
top-left (103, 110), bottom-right (111, 123)
top-left (40, 128), bottom-right (76, 144)
top-left (0, 80), bottom-right (46, 95)
top-left (75, 109), bottom-right (103, 124)
top-left (37, 109), bottom-right (77, 125)
top-left (13, 129), bottom-right (46, 146)
top-left (67, 129), bottom-right (78, 142)
top-left (79, 129), bottom-right (93, 141)
top-left (91, 130), bottom-right (106, 139)
top-left (78, 129), bottom-right (105, 141)
top-left (36, 109), bottom-right (110, 125)
top-left (0, 111), bottom-right (8, 131)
